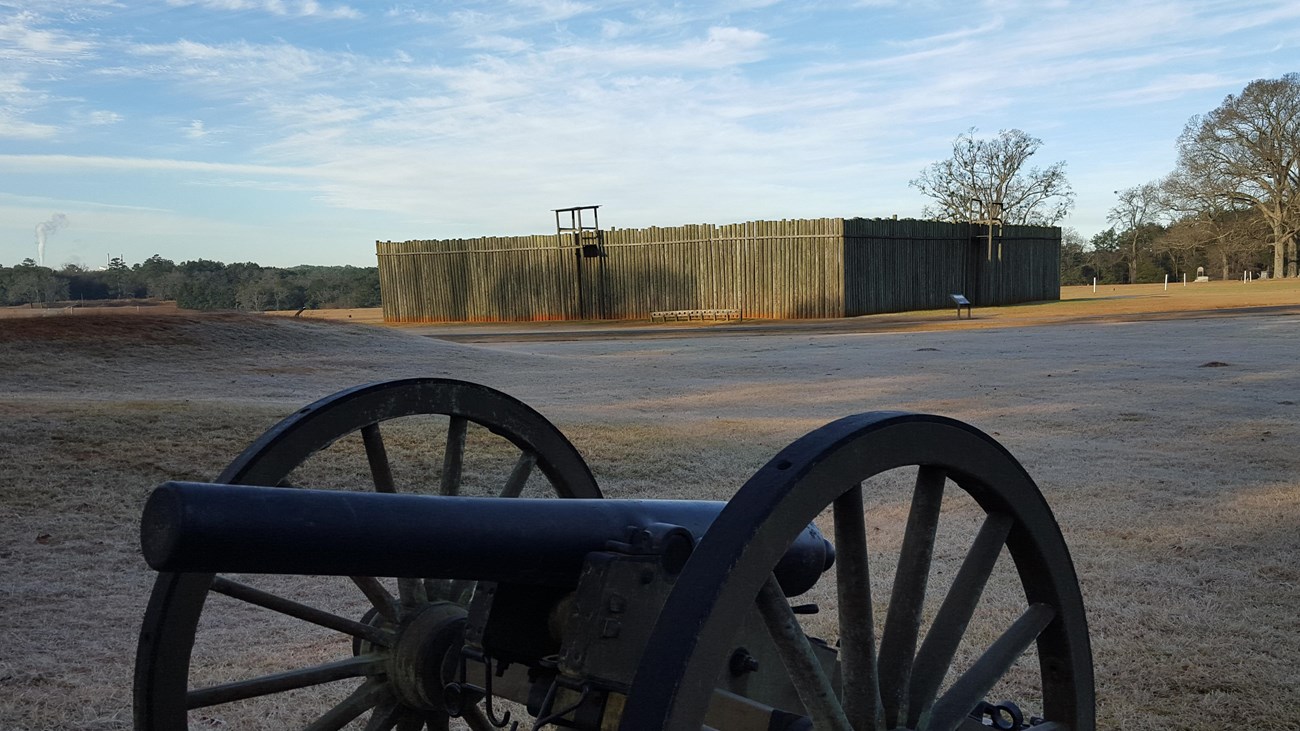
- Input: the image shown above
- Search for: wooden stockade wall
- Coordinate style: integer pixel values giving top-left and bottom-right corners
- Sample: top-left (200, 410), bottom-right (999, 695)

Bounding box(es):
top-left (842, 219), bottom-right (1060, 316)
top-left (377, 218), bottom-right (1059, 322)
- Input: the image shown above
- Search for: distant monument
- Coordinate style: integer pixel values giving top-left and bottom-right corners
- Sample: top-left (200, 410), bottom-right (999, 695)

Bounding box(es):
top-left (1195, 266), bottom-right (1210, 283)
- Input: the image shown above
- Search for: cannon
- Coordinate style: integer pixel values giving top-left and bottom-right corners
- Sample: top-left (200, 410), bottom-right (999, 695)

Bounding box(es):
top-left (134, 378), bottom-right (1093, 731)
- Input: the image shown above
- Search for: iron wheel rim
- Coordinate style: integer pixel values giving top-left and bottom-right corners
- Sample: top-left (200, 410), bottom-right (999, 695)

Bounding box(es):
top-left (623, 411), bottom-right (1094, 731)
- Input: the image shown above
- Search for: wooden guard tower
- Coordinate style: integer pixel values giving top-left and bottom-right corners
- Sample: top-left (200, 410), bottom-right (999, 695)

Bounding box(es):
top-left (554, 205), bottom-right (604, 257)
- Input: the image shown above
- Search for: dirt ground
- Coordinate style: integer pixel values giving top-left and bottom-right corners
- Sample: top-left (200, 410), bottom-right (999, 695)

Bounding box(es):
top-left (1, 281), bottom-right (1298, 730)
top-left (268, 279), bottom-right (1300, 334)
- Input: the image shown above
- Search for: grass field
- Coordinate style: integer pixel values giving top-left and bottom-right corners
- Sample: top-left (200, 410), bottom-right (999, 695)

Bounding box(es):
top-left (1, 281), bottom-right (1298, 730)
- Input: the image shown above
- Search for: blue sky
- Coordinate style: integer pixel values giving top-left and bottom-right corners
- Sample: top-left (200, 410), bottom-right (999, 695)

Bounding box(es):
top-left (2, 1), bottom-right (1298, 269)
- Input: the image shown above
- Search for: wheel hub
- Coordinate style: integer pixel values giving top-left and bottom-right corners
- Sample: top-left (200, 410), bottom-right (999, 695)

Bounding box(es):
top-left (386, 601), bottom-right (468, 711)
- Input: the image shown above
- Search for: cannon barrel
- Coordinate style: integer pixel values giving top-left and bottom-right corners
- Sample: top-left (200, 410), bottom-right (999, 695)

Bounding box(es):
top-left (141, 481), bottom-right (835, 596)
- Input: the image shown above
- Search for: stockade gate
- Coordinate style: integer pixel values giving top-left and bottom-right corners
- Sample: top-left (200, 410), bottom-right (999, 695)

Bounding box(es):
top-left (376, 218), bottom-right (1059, 323)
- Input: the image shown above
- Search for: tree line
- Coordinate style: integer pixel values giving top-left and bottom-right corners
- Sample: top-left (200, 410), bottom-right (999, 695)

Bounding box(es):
top-left (1055, 223), bottom-right (1273, 287)
top-left (0, 255), bottom-right (380, 311)
top-left (913, 73), bottom-right (1298, 284)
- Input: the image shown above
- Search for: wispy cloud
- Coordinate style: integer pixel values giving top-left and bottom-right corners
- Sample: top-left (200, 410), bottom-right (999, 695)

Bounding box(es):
top-left (506, 0), bottom-right (596, 23)
top-left (889, 18), bottom-right (1005, 48)
top-left (1099, 72), bottom-right (1239, 105)
top-left (116, 38), bottom-right (343, 98)
top-left (0, 153), bottom-right (314, 177)
top-left (0, 10), bottom-right (95, 62)
top-left (464, 34), bottom-right (533, 54)
top-left (0, 70), bottom-right (59, 138)
top-left (85, 109), bottom-right (123, 125)
top-left (543, 26), bottom-right (769, 69)
top-left (127, 38), bottom-right (329, 76)
top-left (163, 0), bottom-right (361, 20)
top-left (444, 0), bottom-right (597, 32)
top-left (0, 110), bottom-right (59, 139)
top-left (0, 190), bottom-right (172, 213)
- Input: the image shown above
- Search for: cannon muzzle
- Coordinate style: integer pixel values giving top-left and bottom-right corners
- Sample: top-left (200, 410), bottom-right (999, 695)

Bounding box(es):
top-left (141, 481), bottom-right (835, 596)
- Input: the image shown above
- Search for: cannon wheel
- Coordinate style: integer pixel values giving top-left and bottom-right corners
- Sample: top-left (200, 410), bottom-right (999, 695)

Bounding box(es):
top-left (134, 378), bottom-right (601, 731)
top-left (624, 412), bottom-right (1094, 731)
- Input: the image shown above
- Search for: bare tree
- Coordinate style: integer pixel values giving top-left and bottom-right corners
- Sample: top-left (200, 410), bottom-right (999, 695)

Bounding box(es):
top-left (1162, 211), bottom-right (1270, 280)
top-left (1108, 181), bottom-right (1165, 283)
top-left (910, 128), bottom-right (1075, 225)
top-left (1174, 74), bottom-right (1300, 277)
top-left (1161, 171), bottom-right (1273, 279)
top-left (1057, 227), bottom-right (1084, 284)
top-left (1151, 219), bottom-right (1203, 278)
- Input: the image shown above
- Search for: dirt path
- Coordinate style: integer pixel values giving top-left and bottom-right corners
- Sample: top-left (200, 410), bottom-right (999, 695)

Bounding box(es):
top-left (284, 279), bottom-right (1300, 340)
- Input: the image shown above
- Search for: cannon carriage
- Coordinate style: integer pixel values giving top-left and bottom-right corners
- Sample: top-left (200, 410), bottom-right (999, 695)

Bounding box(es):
top-left (134, 378), bottom-right (1093, 731)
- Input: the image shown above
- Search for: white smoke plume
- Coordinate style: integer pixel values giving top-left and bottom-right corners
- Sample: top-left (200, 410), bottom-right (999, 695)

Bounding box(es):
top-left (35, 213), bottom-right (69, 266)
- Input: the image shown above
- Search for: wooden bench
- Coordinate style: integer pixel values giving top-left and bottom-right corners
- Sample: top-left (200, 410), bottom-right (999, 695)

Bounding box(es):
top-left (651, 308), bottom-right (742, 323)
top-left (950, 294), bottom-right (972, 319)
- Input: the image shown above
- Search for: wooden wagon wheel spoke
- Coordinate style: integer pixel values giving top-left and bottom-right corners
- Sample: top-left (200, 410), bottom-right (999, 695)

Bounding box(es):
top-left (303, 678), bottom-right (389, 731)
top-left (135, 378), bottom-right (601, 731)
top-left (906, 511), bottom-right (1014, 728)
top-left (498, 449), bottom-right (538, 498)
top-left (879, 466), bottom-right (946, 728)
top-left (358, 697), bottom-right (404, 731)
top-left (832, 483), bottom-right (884, 731)
top-left (416, 415), bottom-right (471, 608)
top-left (393, 710), bottom-right (435, 731)
top-left (755, 575), bottom-right (853, 731)
top-left (362, 423), bottom-right (397, 493)
top-left (396, 576), bottom-right (429, 610)
top-left (361, 422), bottom-right (428, 609)
top-left (440, 415), bottom-right (468, 497)
top-left (186, 654), bottom-right (386, 709)
top-left (209, 576), bottom-right (394, 648)
top-left (351, 575), bottom-right (400, 624)
top-left (924, 603), bottom-right (1057, 731)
